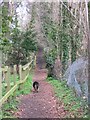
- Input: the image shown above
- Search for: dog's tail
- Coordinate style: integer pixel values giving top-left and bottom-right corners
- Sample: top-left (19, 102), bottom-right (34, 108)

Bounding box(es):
top-left (34, 84), bottom-right (38, 91)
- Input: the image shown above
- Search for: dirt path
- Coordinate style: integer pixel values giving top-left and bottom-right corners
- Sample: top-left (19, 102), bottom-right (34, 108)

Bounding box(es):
top-left (15, 67), bottom-right (66, 118)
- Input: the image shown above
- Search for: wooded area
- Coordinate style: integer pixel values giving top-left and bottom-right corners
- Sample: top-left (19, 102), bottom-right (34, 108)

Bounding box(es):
top-left (0, 0), bottom-right (90, 119)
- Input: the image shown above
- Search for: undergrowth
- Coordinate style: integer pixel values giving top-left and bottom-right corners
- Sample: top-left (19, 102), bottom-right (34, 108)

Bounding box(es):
top-left (2, 74), bottom-right (33, 118)
top-left (2, 75), bottom-right (19, 96)
top-left (47, 77), bottom-right (88, 118)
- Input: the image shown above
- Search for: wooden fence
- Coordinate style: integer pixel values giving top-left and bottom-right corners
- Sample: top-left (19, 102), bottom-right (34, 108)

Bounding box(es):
top-left (0, 54), bottom-right (36, 106)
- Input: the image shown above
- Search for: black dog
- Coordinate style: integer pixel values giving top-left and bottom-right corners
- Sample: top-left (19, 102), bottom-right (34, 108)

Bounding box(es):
top-left (33, 81), bottom-right (39, 92)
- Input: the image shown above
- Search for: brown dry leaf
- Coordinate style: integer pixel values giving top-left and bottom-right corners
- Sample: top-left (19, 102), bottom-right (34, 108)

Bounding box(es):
top-left (16, 112), bottom-right (21, 115)
top-left (21, 109), bottom-right (24, 112)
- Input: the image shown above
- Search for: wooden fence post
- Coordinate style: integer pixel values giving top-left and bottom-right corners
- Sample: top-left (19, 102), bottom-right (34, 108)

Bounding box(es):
top-left (6, 67), bottom-right (11, 102)
top-left (13, 65), bottom-right (17, 97)
top-left (28, 65), bottom-right (29, 74)
top-left (25, 68), bottom-right (26, 79)
top-left (34, 55), bottom-right (36, 68)
top-left (19, 65), bottom-right (23, 90)
top-left (14, 65), bottom-right (17, 85)
top-left (23, 69), bottom-right (25, 81)
top-left (6, 67), bottom-right (10, 93)
top-left (0, 51), bottom-right (2, 115)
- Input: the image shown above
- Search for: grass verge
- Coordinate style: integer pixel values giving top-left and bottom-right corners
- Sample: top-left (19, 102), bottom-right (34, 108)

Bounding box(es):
top-left (47, 77), bottom-right (88, 118)
top-left (2, 73), bottom-right (33, 118)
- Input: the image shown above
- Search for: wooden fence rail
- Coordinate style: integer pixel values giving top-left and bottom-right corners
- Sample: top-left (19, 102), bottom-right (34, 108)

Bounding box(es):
top-left (0, 54), bottom-right (36, 107)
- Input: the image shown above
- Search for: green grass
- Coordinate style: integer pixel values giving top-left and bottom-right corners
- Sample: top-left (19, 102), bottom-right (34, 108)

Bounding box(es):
top-left (1, 99), bottom-right (19, 118)
top-left (16, 74), bottom-right (33, 96)
top-left (2, 73), bottom-right (33, 118)
top-left (2, 75), bottom-right (19, 96)
top-left (47, 77), bottom-right (88, 118)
